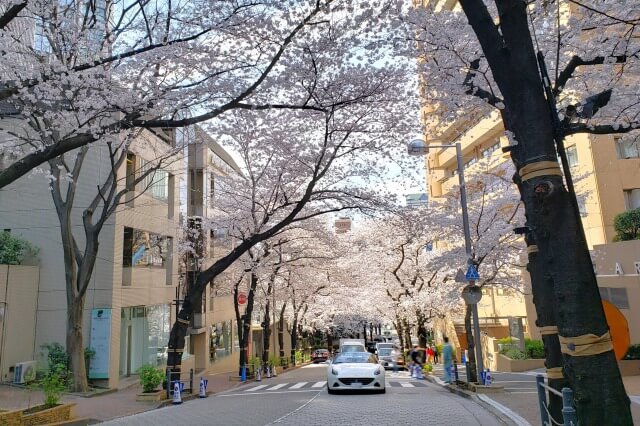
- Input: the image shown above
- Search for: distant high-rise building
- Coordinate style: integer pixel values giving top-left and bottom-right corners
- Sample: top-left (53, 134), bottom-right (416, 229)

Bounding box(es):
top-left (405, 193), bottom-right (428, 206)
top-left (335, 217), bottom-right (352, 234)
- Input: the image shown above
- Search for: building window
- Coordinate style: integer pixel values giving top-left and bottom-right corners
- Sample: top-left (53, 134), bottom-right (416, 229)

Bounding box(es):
top-left (122, 227), bottom-right (169, 268)
top-left (464, 157), bottom-right (477, 169)
top-left (615, 136), bottom-right (640, 159)
top-left (210, 320), bottom-right (233, 362)
top-left (139, 159), bottom-right (168, 201)
top-left (599, 287), bottom-right (630, 309)
top-left (566, 145), bottom-right (578, 167)
top-left (624, 189), bottom-right (640, 210)
top-left (33, 18), bottom-right (52, 53)
top-left (481, 141), bottom-right (501, 158)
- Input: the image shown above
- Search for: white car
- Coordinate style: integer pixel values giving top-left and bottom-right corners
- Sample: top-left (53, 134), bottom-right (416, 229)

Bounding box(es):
top-left (327, 352), bottom-right (386, 394)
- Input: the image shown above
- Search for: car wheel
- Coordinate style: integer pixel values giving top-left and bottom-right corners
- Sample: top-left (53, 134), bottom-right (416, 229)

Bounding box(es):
top-left (327, 388), bottom-right (336, 395)
top-left (378, 388), bottom-right (386, 394)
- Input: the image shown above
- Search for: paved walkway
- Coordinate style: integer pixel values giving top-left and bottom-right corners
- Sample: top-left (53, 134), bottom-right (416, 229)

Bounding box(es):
top-left (0, 370), bottom-right (244, 422)
top-left (429, 364), bottom-right (640, 425)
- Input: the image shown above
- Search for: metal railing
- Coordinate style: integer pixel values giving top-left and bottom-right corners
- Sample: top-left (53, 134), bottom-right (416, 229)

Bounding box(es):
top-left (536, 374), bottom-right (577, 426)
top-left (166, 368), bottom-right (194, 399)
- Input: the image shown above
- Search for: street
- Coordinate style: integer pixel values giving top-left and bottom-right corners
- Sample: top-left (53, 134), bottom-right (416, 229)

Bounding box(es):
top-left (102, 364), bottom-right (504, 426)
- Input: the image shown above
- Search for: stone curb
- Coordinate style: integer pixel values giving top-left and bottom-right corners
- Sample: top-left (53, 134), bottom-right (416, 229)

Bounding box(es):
top-left (423, 375), bottom-right (521, 426)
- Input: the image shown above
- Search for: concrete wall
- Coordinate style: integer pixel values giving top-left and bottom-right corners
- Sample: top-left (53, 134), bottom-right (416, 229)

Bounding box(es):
top-left (0, 265), bottom-right (39, 382)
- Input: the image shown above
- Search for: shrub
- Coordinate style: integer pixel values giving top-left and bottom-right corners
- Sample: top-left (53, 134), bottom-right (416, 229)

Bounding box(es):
top-left (41, 364), bottom-right (67, 406)
top-left (525, 339), bottom-right (545, 359)
top-left (496, 337), bottom-right (514, 345)
top-left (138, 364), bottom-right (165, 393)
top-left (422, 363), bottom-right (433, 373)
top-left (41, 343), bottom-right (70, 385)
top-left (624, 344), bottom-right (640, 360)
top-left (500, 347), bottom-right (527, 360)
top-left (613, 209), bottom-right (640, 241)
top-left (0, 231), bottom-right (39, 264)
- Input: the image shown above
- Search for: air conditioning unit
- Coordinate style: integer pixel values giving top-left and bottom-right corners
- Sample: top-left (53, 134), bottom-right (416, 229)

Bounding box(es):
top-left (14, 361), bottom-right (37, 384)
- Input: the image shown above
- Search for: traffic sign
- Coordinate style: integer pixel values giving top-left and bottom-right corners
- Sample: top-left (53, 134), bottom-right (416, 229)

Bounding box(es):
top-left (237, 292), bottom-right (247, 305)
top-left (454, 269), bottom-right (466, 283)
top-left (465, 265), bottom-right (480, 281)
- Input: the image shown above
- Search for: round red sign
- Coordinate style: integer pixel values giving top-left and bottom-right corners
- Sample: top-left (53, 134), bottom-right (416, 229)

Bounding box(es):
top-left (237, 292), bottom-right (247, 305)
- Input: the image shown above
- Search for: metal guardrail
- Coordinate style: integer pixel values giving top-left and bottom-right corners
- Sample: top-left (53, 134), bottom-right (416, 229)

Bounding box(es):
top-left (165, 368), bottom-right (194, 399)
top-left (536, 374), bottom-right (577, 426)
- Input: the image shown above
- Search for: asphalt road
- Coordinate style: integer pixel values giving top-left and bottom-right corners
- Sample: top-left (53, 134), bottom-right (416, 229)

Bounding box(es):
top-left (102, 363), bottom-right (504, 426)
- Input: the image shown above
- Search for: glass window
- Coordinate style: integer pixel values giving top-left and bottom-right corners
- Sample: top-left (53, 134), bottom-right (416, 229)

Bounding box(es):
top-left (123, 227), bottom-right (169, 268)
top-left (615, 136), bottom-right (640, 159)
top-left (33, 18), bottom-right (51, 53)
top-left (481, 141), bottom-right (501, 158)
top-left (139, 159), bottom-right (169, 201)
top-left (624, 189), bottom-right (640, 210)
top-left (210, 320), bottom-right (232, 362)
top-left (600, 287), bottom-right (630, 309)
top-left (566, 145), bottom-right (579, 167)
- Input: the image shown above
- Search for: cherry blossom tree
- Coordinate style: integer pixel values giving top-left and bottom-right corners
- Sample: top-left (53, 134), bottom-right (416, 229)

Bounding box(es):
top-left (406, 1), bottom-right (637, 420)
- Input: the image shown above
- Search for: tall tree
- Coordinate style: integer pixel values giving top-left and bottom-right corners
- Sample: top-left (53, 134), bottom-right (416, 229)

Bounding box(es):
top-left (408, 1), bottom-right (636, 421)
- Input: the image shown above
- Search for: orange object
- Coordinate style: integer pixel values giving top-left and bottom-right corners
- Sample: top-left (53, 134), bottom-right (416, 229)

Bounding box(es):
top-left (602, 300), bottom-right (630, 360)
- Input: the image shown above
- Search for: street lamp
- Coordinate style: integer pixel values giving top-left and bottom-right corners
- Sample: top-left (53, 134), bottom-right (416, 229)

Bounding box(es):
top-left (408, 139), bottom-right (485, 379)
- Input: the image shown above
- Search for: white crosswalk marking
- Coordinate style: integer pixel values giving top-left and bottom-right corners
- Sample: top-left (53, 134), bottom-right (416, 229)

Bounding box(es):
top-left (311, 381), bottom-right (326, 388)
top-left (245, 384), bottom-right (268, 392)
top-left (268, 383), bottom-right (288, 390)
top-left (400, 382), bottom-right (415, 388)
top-left (289, 381), bottom-right (308, 389)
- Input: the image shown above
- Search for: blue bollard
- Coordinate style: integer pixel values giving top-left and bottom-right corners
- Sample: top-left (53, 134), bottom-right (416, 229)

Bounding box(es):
top-left (561, 387), bottom-right (577, 426)
top-left (241, 365), bottom-right (246, 382)
top-left (536, 374), bottom-right (549, 426)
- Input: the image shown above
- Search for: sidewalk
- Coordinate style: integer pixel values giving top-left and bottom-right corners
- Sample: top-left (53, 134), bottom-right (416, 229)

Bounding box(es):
top-left (428, 364), bottom-right (640, 425)
top-left (0, 370), bottom-right (244, 423)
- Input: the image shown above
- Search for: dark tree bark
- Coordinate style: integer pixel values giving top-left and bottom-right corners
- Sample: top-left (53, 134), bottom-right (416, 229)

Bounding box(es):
top-left (394, 318), bottom-right (405, 352)
top-left (457, 1), bottom-right (632, 422)
top-left (464, 306), bottom-right (478, 383)
top-left (416, 309), bottom-right (429, 348)
top-left (278, 302), bottom-right (287, 359)
top-left (402, 317), bottom-right (412, 351)
top-left (524, 232), bottom-right (567, 422)
top-left (262, 301), bottom-right (271, 364)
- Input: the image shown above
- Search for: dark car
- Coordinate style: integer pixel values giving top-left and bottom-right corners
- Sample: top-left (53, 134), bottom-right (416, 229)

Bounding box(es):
top-left (312, 349), bottom-right (330, 363)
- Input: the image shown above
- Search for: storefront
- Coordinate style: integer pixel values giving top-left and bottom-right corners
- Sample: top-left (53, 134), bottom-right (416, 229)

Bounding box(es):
top-left (119, 304), bottom-right (171, 377)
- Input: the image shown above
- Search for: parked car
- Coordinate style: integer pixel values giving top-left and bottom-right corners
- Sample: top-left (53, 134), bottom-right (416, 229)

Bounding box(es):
top-left (312, 349), bottom-right (330, 363)
top-left (327, 352), bottom-right (385, 394)
top-left (376, 347), bottom-right (405, 370)
top-left (340, 340), bottom-right (366, 353)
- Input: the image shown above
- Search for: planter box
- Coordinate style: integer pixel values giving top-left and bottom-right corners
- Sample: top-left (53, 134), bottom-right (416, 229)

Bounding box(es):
top-left (496, 354), bottom-right (545, 372)
top-left (618, 359), bottom-right (640, 376)
top-left (0, 403), bottom-right (76, 426)
top-left (136, 390), bottom-right (166, 402)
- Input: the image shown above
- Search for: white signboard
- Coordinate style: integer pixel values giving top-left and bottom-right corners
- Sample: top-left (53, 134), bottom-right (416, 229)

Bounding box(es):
top-left (89, 308), bottom-right (111, 379)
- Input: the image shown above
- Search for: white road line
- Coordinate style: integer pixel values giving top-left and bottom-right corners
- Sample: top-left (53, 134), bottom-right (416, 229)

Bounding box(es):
top-left (400, 382), bottom-right (415, 388)
top-left (289, 382), bottom-right (308, 389)
top-left (245, 384), bottom-right (268, 392)
top-left (504, 388), bottom-right (537, 391)
top-left (269, 383), bottom-right (288, 390)
top-left (497, 380), bottom-right (537, 383)
top-left (221, 389), bottom-right (319, 397)
top-left (508, 391), bottom-right (539, 394)
top-left (311, 381), bottom-right (326, 388)
top-left (477, 394), bottom-right (532, 426)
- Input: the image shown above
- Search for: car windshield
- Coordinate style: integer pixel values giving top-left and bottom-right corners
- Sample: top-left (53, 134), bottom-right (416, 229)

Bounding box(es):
top-left (333, 352), bottom-right (375, 364)
top-left (341, 344), bottom-right (364, 352)
top-left (378, 348), bottom-right (392, 356)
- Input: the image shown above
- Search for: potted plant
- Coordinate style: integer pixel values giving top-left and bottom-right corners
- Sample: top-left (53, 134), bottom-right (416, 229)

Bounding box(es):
top-left (136, 364), bottom-right (166, 401)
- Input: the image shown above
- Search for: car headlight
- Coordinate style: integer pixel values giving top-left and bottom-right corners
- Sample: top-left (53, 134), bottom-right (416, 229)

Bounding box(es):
top-left (331, 367), bottom-right (339, 375)
top-left (374, 367), bottom-right (382, 375)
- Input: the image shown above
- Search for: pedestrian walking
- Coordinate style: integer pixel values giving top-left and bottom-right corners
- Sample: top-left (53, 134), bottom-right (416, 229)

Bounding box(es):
top-left (433, 345), bottom-right (439, 364)
top-left (442, 336), bottom-right (454, 384)
top-left (391, 346), bottom-right (401, 373)
top-left (427, 345), bottom-right (434, 364)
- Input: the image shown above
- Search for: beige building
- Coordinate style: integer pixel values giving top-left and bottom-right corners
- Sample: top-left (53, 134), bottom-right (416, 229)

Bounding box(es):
top-left (0, 127), bottom-right (181, 388)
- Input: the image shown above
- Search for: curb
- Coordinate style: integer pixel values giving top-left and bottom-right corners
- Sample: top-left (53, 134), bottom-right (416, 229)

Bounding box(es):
top-left (424, 375), bottom-right (525, 426)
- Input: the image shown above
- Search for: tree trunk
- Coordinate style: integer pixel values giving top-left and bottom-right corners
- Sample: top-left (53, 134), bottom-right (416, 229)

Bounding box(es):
top-left (278, 303), bottom-right (286, 358)
top-left (402, 317), bottom-right (412, 351)
top-left (262, 301), bottom-right (271, 364)
top-left (416, 310), bottom-right (427, 348)
top-left (458, 2), bottom-right (632, 422)
top-left (67, 296), bottom-right (88, 392)
top-left (290, 316), bottom-right (298, 365)
top-left (464, 305), bottom-right (478, 383)
top-left (526, 231), bottom-right (567, 421)
top-left (394, 318), bottom-right (405, 352)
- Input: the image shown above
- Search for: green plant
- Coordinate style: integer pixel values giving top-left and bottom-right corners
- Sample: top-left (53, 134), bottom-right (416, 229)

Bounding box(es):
top-left (138, 364), bottom-right (165, 393)
top-left (525, 339), bottom-right (545, 359)
top-left (623, 344), bottom-right (640, 360)
top-left (500, 347), bottom-right (527, 360)
top-left (613, 208), bottom-right (640, 241)
top-left (496, 337), bottom-right (514, 344)
top-left (422, 363), bottom-right (433, 373)
top-left (41, 364), bottom-right (67, 406)
top-left (41, 343), bottom-right (70, 384)
top-left (0, 231), bottom-right (39, 265)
